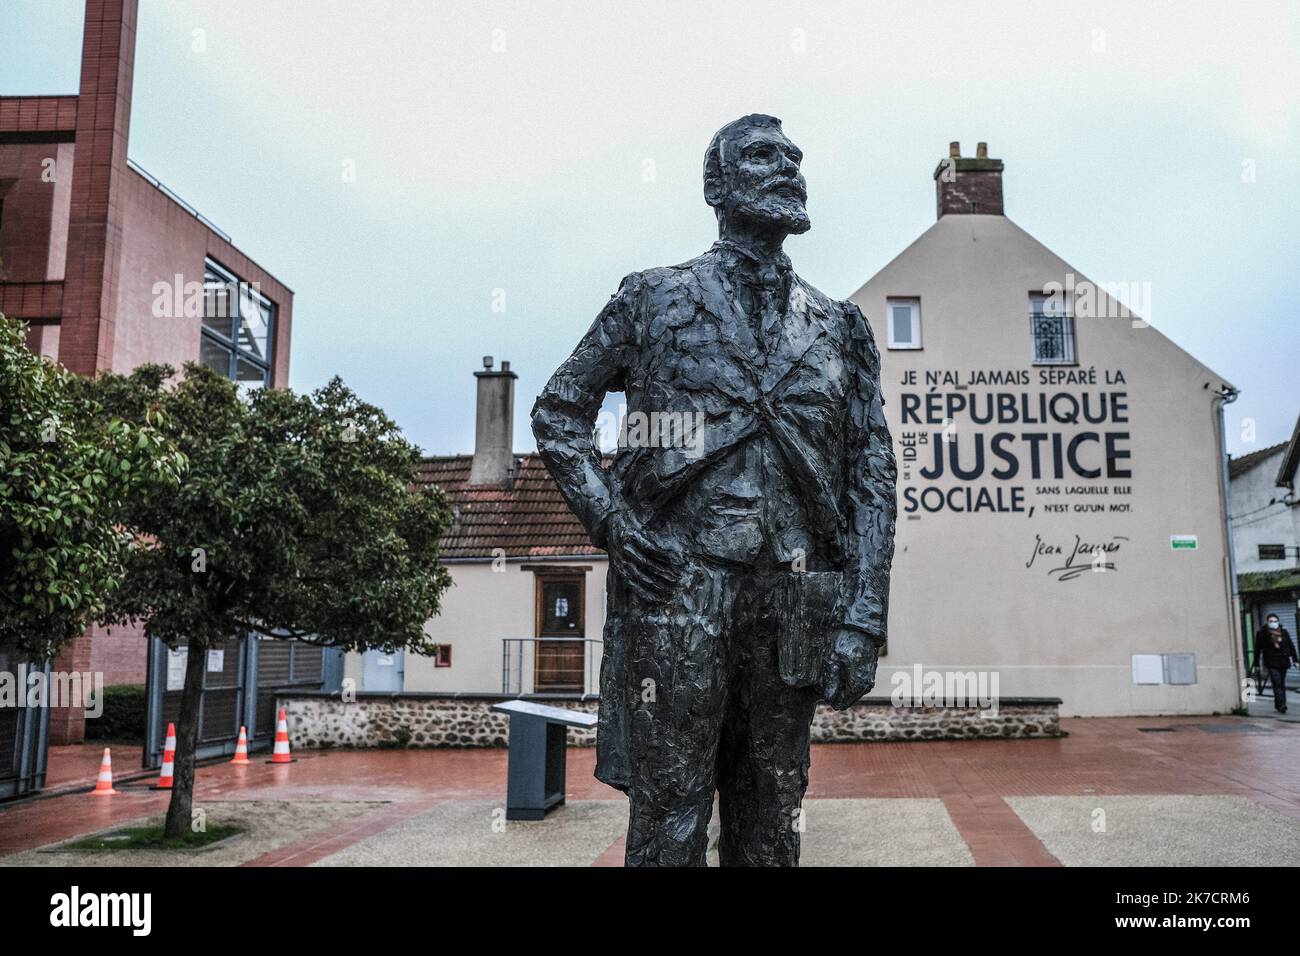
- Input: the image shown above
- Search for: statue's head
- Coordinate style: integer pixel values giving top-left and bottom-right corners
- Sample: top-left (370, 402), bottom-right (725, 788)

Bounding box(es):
top-left (703, 114), bottom-right (810, 238)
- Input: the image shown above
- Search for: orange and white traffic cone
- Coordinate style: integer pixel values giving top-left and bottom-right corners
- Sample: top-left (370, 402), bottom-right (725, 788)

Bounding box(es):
top-left (90, 747), bottom-right (117, 796)
top-left (152, 723), bottom-right (176, 789)
top-left (229, 726), bottom-right (251, 765)
top-left (268, 709), bottom-right (295, 764)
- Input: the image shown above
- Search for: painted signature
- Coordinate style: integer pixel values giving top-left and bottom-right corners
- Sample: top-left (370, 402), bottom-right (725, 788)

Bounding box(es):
top-left (1026, 533), bottom-right (1129, 582)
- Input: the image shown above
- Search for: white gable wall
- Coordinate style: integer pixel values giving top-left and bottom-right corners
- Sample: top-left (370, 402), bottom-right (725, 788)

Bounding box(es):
top-left (344, 559), bottom-right (609, 695)
top-left (851, 213), bottom-right (1240, 716)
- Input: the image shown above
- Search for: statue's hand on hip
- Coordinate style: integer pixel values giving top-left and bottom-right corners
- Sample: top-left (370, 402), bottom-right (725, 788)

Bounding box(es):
top-left (820, 627), bottom-right (880, 709)
top-left (606, 511), bottom-right (683, 604)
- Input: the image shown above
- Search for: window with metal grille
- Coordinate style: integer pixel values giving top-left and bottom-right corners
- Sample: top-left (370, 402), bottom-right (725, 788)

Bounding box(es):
top-left (1259, 544), bottom-right (1287, 560)
top-left (1029, 292), bottom-right (1076, 365)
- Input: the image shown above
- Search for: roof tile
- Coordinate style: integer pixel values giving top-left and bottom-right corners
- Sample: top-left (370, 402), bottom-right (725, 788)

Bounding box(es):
top-left (415, 454), bottom-right (604, 560)
top-left (1228, 441), bottom-right (1287, 480)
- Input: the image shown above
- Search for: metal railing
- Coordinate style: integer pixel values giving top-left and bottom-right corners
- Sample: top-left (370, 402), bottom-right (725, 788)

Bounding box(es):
top-left (127, 157), bottom-right (234, 243)
top-left (501, 637), bottom-right (602, 696)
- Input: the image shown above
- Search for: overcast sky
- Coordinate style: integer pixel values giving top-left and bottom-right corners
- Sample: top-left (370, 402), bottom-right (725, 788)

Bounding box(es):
top-left (3, 0), bottom-right (1296, 457)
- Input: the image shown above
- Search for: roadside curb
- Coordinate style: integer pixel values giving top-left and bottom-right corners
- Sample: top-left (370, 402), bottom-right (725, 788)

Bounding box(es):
top-left (6, 753), bottom-right (254, 806)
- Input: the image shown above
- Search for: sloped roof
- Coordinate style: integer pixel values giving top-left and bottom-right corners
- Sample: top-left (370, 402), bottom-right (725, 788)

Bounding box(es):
top-left (414, 454), bottom-right (603, 560)
top-left (1276, 414), bottom-right (1300, 488)
top-left (1228, 441), bottom-right (1287, 480)
top-left (848, 213), bottom-right (1236, 391)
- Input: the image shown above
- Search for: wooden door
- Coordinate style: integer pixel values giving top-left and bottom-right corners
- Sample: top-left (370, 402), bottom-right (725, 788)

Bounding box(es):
top-left (535, 577), bottom-right (585, 692)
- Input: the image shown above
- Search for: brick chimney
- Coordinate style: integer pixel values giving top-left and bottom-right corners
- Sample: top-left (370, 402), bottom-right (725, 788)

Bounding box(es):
top-left (468, 356), bottom-right (518, 486)
top-left (934, 141), bottom-right (1004, 218)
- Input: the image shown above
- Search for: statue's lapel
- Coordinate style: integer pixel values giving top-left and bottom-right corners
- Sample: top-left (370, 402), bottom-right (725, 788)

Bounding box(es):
top-left (761, 275), bottom-right (833, 393)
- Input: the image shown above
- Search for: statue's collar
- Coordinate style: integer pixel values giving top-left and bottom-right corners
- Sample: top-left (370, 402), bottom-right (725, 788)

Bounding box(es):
top-left (712, 239), bottom-right (792, 275)
top-left (711, 239), bottom-right (793, 292)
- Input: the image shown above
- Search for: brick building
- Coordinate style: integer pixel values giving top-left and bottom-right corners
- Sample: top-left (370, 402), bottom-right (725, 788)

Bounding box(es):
top-left (1, 0), bottom-right (294, 743)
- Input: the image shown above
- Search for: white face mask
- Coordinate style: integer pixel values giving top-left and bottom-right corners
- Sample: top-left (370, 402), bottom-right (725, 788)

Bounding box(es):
top-left (1268, 621), bottom-right (1281, 630)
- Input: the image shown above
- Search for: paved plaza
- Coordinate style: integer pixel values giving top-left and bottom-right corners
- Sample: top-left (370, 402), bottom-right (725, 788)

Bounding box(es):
top-left (3, 714), bottom-right (1299, 867)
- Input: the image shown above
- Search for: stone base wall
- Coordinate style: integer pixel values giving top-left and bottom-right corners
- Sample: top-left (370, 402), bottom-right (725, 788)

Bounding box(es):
top-left (277, 693), bottom-right (1061, 749)
top-left (811, 700), bottom-right (1060, 742)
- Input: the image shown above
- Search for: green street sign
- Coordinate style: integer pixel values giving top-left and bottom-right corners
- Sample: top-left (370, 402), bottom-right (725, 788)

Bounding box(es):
top-left (1170, 535), bottom-right (1198, 550)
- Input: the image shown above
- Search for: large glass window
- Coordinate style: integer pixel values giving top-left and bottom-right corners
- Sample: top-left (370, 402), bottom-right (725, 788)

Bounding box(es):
top-left (201, 259), bottom-right (275, 390)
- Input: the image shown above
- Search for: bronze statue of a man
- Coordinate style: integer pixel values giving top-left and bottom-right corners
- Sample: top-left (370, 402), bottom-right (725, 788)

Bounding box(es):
top-left (532, 114), bottom-right (896, 866)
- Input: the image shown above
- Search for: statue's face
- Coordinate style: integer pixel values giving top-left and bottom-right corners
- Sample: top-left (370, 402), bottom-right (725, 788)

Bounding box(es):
top-left (719, 125), bottom-right (810, 235)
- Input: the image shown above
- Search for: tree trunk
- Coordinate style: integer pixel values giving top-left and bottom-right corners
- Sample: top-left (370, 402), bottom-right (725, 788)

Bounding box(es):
top-left (163, 640), bottom-right (207, 839)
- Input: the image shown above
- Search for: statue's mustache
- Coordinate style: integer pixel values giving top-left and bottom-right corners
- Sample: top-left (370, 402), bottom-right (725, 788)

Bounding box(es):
top-left (761, 177), bottom-right (807, 202)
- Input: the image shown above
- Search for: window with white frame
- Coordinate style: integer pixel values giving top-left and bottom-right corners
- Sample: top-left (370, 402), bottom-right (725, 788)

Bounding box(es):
top-left (886, 297), bottom-right (922, 349)
top-left (1029, 292), bottom-right (1076, 365)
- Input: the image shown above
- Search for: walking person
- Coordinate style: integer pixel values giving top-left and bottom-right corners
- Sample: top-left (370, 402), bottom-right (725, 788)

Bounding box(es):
top-left (1252, 614), bottom-right (1298, 714)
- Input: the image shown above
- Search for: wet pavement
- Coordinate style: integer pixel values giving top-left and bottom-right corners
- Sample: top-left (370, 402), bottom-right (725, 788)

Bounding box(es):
top-left (44, 743), bottom-right (145, 789)
top-left (3, 714), bottom-right (1299, 866)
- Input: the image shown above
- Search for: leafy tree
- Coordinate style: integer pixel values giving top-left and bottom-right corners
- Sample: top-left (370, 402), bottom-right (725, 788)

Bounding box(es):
top-left (0, 316), bottom-right (182, 660)
top-left (86, 363), bottom-right (452, 838)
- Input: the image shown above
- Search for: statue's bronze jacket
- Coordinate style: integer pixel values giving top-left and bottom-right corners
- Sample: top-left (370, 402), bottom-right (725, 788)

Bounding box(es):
top-left (532, 241), bottom-right (897, 790)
